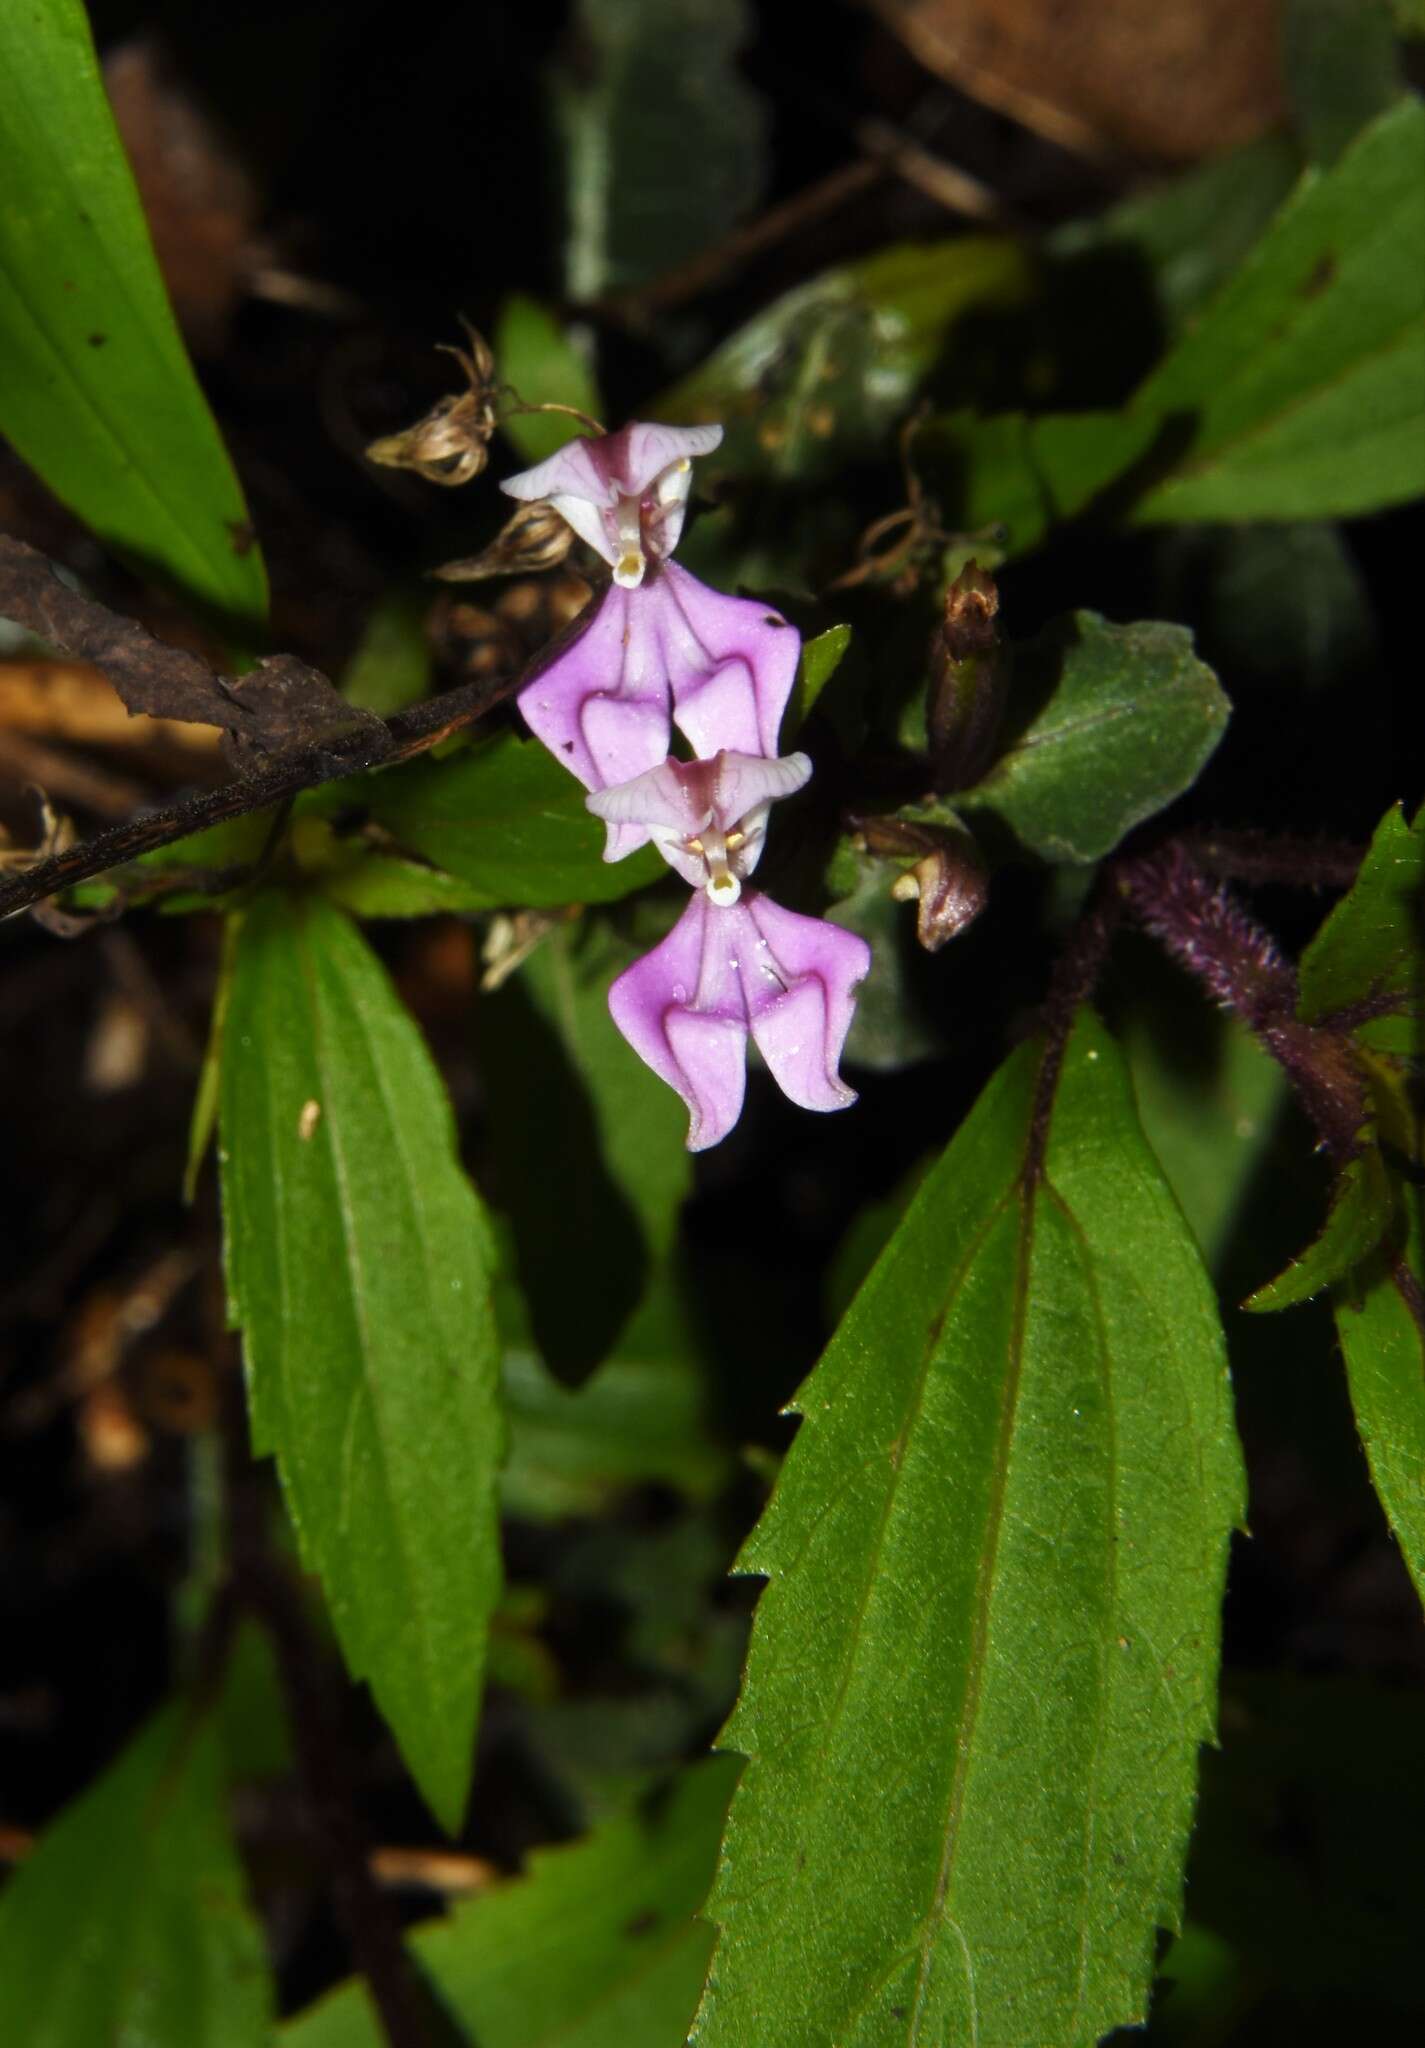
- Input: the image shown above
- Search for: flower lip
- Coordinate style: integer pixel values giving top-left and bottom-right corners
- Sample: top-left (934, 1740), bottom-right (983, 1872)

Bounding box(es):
top-left (587, 749), bottom-right (812, 896)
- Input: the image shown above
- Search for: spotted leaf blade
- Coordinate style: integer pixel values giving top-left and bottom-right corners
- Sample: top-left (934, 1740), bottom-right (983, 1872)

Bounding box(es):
top-left (220, 894), bottom-right (504, 1832)
top-left (695, 1013), bottom-right (1243, 2048)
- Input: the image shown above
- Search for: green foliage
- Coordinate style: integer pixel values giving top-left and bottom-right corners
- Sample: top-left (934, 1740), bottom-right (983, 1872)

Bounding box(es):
top-left (286, 1756), bottom-right (739, 2048)
top-left (1334, 1188), bottom-right (1425, 1607)
top-left (220, 893), bottom-right (504, 1831)
top-left (1122, 1003), bottom-right (1291, 1276)
top-left (1297, 802), bottom-right (1425, 1054)
top-left (553, 0), bottom-right (766, 299)
top-left (1284, 0), bottom-right (1404, 165)
top-left (480, 920), bottom-right (691, 1376)
top-left (495, 295), bottom-right (604, 461)
top-left (660, 238), bottom-right (1031, 481)
top-left (0, 0), bottom-right (266, 628)
top-left (501, 1266), bottom-right (731, 1519)
top-left (696, 1014), bottom-right (1243, 2048)
top-left (357, 730), bottom-right (664, 907)
top-left (784, 623), bottom-right (853, 737)
top-left (340, 593), bottom-right (432, 716)
top-left (1129, 99), bottom-right (1425, 523)
top-left (0, 1707), bottom-right (273, 2047)
top-left (917, 408), bottom-right (1160, 559)
top-left (1246, 1143), bottom-right (1400, 1309)
top-left (943, 612), bottom-right (1229, 864)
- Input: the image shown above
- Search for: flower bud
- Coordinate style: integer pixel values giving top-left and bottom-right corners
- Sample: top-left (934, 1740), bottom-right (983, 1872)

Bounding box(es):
top-left (431, 500), bottom-right (575, 583)
top-left (926, 560), bottom-right (1007, 793)
top-left (858, 812), bottom-right (989, 952)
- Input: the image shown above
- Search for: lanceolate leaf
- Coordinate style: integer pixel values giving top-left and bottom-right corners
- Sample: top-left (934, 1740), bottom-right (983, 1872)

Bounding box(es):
top-left (695, 1013), bottom-right (1244, 2048)
top-left (220, 893), bottom-right (504, 1831)
top-left (1297, 802), bottom-right (1425, 1055)
top-left (0, 0), bottom-right (266, 627)
top-left (1334, 1187), bottom-right (1425, 1609)
top-left (947, 611), bottom-right (1229, 864)
top-left (0, 1706), bottom-right (273, 2047)
top-left (285, 1755), bottom-right (739, 2048)
top-left (1128, 97), bottom-right (1425, 523)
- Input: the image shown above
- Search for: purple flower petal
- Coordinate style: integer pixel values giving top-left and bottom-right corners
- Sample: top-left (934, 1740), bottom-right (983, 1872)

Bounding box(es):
top-left (656, 563), bottom-right (799, 760)
top-left (607, 888), bottom-right (870, 1150)
top-left (607, 894), bottom-right (747, 1151)
top-left (586, 750), bottom-right (812, 893)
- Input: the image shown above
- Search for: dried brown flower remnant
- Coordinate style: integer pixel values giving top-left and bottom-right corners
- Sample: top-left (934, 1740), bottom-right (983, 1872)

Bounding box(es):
top-left (431, 499), bottom-right (575, 583)
top-left (858, 811), bottom-right (990, 952)
top-left (365, 324), bottom-right (499, 486)
top-left (927, 559), bottom-right (1007, 793)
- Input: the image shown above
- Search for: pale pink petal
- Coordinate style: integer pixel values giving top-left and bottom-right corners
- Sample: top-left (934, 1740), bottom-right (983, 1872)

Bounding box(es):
top-left (615, 422), bottom-right (723, 497)
top-left (712, 750), bottom-right (811, 824)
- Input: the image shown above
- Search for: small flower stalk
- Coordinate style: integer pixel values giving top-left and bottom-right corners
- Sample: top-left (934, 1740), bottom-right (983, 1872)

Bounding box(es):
top-left (503, 419), bottom-right (870, 1148)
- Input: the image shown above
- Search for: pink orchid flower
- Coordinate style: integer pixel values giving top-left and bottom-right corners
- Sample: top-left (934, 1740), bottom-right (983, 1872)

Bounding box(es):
top-left (505, 425), bottom-right (799, 852)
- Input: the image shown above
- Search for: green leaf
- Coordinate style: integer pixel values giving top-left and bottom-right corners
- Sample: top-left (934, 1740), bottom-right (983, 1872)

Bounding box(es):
top-left (1334, 1185), bottom-right (1425, 1606)
top-left (784, 623), bottom-right (852, 738)
top-left (1129, 98), bottom-right (1425, 523)
top-left (501, 1265), bottom-right (731, 1520)
top-left (0, 0), bottom-right (266, 628)
top-left (918, 407), bottom-right (1162, 559)
top-left (360, 731), bottom-right (664, 908)
top-left (220, 893), bottom-right (504, 1830)
top-left (695, 1012), bottom-right (1243, 2048)
top-left (480, 921), bottom-right (691, 1376)
top-left (286, 1755), bottom-right (739, 2048)
top-left (340, 592), bottom-right (431, 716)
top-left (1297, 802), bottom-right (1425, 1055)
top-left (659, 238), bottom-right (1031, 482)
top-left (288, 815), bottom-right (503, 920)
top-left (0, 1706), bottom-right (273, 2047)
top-left (944, 611), bottom-right (1230, 865)
top-left (1049, 135), bottom-right (1301, 341)
top-left (1245, 1142), bottom-right (1400, 1309)
top-left (553, 0), bottom-right (767, 299)
top-left (495, 295), bottom-right (603, 462)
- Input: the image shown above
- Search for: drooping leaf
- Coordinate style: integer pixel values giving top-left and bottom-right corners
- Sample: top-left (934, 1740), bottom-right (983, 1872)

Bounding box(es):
top-left (0, 1), bottom-right (266, 629)
top-left (695, 1012), bottom-right (1243, 2048)
top-left (501, 1263), bottom-right (730, 1519)
top-left (659, 238), bottom-right (1031, 483)
top-left (220, 893), bottom-right (504, 1831)
top-left (1245, 1141), bottom-right (1400, 1309)
top-left (480, 920), bottom-right (691, 1377)
top-left (495, 295), bottom-right (603, 462)
top-left (1297, 802), bottom-right (1425, 1055)
top-left (0, 1706), bottom-right (273, 2047)
top-left (1334, 1186), bottom-right (1425, 1606)
top-left (1128, 98), bottom-right (1425, 523)
top-left (941, 611), bottom-right (1230, 864)
top-left (360, 731), bottom-right (664, 908)
top-left (285, 1755), bottom-right (739, 2048)
top-left (553, 0), bottom-right (767, 299)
